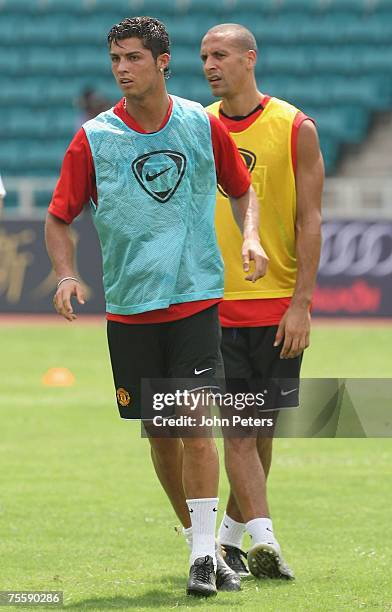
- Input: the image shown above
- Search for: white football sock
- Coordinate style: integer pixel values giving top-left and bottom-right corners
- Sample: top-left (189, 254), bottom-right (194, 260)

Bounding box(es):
top-left (246, 517), bottom-right (280, 551)
top-left (218, 512), bottom-right (246, 549)
top-left (186, 497), bottom-right (218, 569)
top-left (183, 525), bottom-right (193, 550)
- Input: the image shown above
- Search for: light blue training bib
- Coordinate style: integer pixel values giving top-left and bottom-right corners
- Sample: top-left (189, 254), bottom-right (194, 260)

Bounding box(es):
top-left (83, 96), bottom-right (224, 314)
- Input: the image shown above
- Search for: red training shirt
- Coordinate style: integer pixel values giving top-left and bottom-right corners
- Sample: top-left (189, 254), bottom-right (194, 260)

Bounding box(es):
top-left (49, 97), bottom-right (251, 324)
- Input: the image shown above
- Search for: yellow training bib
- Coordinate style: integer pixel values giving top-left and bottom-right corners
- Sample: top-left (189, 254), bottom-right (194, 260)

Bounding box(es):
top-left (207, 97), bottom-right (299, 299)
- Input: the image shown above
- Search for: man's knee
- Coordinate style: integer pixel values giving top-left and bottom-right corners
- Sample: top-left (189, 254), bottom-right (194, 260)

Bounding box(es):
top-left (149, 437), bottom-right (181, 460)
top-left (182, 436), bottom-right (217, 455)
top-left (224, 436), bottom-right (258, 456)
top-left (257, 436), bottom-right (273, 452)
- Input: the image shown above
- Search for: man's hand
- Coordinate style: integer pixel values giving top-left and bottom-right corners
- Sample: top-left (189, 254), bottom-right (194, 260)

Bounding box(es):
top-left (53, 279), bottom-right (86, 322)
top-left (242, 238), bottom-right (269, 282)
top-left (229, 186), bottom-right (268, 281)
top-left (274, 305), bottom-right (311, 359)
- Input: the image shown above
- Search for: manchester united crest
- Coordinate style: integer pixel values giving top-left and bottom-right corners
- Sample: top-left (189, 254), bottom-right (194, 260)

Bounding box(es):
top-left (117, 387), bottom-right (131, 407)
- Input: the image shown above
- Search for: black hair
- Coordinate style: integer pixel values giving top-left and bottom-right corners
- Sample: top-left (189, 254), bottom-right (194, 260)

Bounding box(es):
top-left (108, 16), bottom-right (170, 77)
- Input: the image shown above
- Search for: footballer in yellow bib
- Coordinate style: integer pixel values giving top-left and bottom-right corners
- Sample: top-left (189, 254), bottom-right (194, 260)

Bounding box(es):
top-left (201, 23), bottom-right (324, 582)
top-left (208, 96), bottom-right (299, 300)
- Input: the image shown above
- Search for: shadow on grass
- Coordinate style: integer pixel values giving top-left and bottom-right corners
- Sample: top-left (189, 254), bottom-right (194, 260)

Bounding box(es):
top-left (66, 591), bottom-right (231, 609)
top-left (65, 575), bottom-right (295, 609)
top-left (66, 575), bottom-right (233, 608)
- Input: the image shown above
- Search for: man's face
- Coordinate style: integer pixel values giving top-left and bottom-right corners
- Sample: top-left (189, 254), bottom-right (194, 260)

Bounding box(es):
top-left (200, 32), bottom-right (252, 98)
top-left (110, 37), bottom-right (165, 97)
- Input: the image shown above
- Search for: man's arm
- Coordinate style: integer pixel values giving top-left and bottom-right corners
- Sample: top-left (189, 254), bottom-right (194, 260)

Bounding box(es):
top-left (208, 113), bottom-right (268, 281)
top-left (45, 129), bottom-right (95, 321)
top-left (45, 213), bottom-right (86, 321)
top-left (229, 185), bottom-right (269, 282)
top-left (275, 120), bottom-right (324, 358)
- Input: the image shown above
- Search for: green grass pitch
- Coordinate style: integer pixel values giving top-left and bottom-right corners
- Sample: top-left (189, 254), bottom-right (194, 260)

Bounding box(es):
top-left (1, 322), bottom-right (391, 611)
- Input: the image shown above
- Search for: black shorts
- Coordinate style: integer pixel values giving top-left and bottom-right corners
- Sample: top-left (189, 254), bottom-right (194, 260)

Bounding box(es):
top-left (221, 325), bottom-right (303, 411)
top-left (107, 304), bottom-right (224, 420)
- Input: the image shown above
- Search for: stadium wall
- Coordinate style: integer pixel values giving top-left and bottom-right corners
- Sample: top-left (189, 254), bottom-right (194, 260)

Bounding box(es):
top-left (1, 214), bottom-right (391, 318)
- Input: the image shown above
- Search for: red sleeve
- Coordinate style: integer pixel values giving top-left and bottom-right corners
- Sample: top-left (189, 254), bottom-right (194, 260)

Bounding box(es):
top-left (291, 112), bottom-right (316, 176)
top-left (208, 113), bottom-right (251, 198)
top-left (48, 128), bottom-right (97, 224)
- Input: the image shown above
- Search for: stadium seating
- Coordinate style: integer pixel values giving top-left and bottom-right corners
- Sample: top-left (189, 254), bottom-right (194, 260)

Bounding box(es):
top-left (1, 0), bottom-right (392, 194)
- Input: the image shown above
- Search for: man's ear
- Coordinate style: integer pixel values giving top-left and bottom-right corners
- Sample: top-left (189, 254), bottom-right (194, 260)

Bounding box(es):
top-left (158, 53), bottom-right (170, 72)
top-left (247, 49), bottom-right (257, 69)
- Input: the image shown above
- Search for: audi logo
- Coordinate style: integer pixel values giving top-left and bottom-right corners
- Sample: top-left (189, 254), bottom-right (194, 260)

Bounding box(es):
top-left (319, 222), bottom-right (392, 277)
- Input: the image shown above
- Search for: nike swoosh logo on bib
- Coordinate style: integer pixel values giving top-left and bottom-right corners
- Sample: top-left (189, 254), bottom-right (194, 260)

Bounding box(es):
top-left (145, 166), bottom-right (171, 181)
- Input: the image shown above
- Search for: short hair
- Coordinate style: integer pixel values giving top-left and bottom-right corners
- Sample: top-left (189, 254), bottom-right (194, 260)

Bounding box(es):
top-left (107, 16), bottom-right (170, 77)
top-left (204, 23), bottom-right (258, 53)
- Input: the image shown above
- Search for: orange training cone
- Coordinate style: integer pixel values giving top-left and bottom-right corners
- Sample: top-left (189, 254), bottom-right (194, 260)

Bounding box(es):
top-left (42, 367), bottom-right (75, 387)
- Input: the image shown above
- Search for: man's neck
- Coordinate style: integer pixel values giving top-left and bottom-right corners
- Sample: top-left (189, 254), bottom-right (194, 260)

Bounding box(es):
top-left (220, 87), bottom-right (264, 119)
top-left (125, 88), bottom-right (170, 133)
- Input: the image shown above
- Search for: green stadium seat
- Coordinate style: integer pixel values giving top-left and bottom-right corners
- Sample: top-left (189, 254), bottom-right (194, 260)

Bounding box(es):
top-left (2, 0), bottom-right (111, 14)
top-left (76, 0), bottom-right (131, 13)
top-left (0, 51), bottom-right (22, 75)
top-left (2, 113), bottom-right (49, 139)
top-left (314, 109), bottom-right (368, 144)
top-left (281, 0), bottom-right (325, 12)
top-left (65, 19), bottom-right (107, 44)
top-left (260, 47), bottom-right (309, 75)
top-left (310, 46), bottom-right (358, 75)
top-left (318, 134), bottom-right (340, 169)
top-left (170, 17), bottom-right (218, 44)
top-left (250, 19), bottom-right (296, 44)
top-left (37, 0), bottom-right (83, 13)
top-left (171, 47), bottom-right (201, 73)
top-left (181, 0), bottom-right (239, 16)
top-left (1, 110), bottom-right (77, 140)
top-left (235, 0), bottom-right (292, 14)
top-left (0, 79), bottom-right (43, 105)
top-left (140, 0), bottom-right (190, 16)
top-left (365, 46), bottom-right (392, 71)
top-left (18, 140), bottom-right (70, 172)
top-left (0, 141), bottom-right (31, 173)
top-left (22, 18), bottom-right (70, 44)
top-left (0, 0), bottom-right (35, 13)
top-left (321, 0), bottom-right (366, 12)
top-left (374, 0), bottom-right (392, 9)
top-left (72, 49), bottom-right (111, 76)
top-left (1, 0), bottom-right (392, 178)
